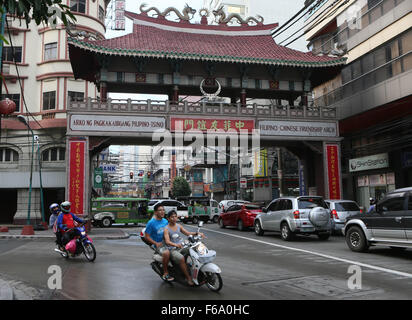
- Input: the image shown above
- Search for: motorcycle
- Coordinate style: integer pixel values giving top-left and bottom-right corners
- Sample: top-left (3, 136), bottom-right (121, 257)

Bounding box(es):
top-left (140, 221), bottom-right (223, 292)
top-left (54, 222), bottom-right (96, 262)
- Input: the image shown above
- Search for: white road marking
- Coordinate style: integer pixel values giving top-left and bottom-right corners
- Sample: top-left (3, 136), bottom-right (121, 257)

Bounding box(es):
top-left (201, 227), bottom-right (412, 279)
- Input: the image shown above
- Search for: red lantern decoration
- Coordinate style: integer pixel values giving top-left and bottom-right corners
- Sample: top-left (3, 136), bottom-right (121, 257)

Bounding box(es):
top-left (0, 98), bottom-right (16, 115)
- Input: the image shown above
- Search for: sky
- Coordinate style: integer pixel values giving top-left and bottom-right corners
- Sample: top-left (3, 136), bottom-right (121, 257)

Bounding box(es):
top-left (105, 0), bottom-right (308, 51)
top-left (105, 0), bottom-right (308, 102)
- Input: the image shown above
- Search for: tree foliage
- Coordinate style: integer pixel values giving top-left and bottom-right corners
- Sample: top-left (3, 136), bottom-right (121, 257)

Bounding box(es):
top-left (0, 0), bottom-right (76, 27)
top-left (172, 176), bottom-right (191, 198)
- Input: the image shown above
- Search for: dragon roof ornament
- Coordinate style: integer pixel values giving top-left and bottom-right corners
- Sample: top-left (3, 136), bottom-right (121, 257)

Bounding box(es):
top-left (139, 3), bottom-right (196, 22)
top-left (138, 3), bottom-right (264, 26)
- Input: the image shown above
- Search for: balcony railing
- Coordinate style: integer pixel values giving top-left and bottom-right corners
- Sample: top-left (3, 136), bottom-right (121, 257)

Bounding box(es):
top-left (314, 50), bottom-right (412, 107)
top-left (68, 98), bottom-right (337, 119)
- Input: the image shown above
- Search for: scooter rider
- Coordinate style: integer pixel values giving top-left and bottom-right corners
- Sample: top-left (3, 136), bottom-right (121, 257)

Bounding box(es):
top-left (367, 198), bottom-right (377, 214)
top-left (49, 203), bottom-right (63, 248)
top-left (144, 203), bottom-right (174, 282)
top-left (163, 210), bottom-right (205, 286)
top-left (56, 201), bottom-right (85, 246)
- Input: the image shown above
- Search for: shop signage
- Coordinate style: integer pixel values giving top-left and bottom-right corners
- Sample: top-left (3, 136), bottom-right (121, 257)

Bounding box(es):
top-left (298, 162), bottom-right (307, 196)
top-left (349, 153), bottom-right (389, 172)
top-left (259, 120), bottom-right (337, 137)
top-left (171, 117), bottom-right (255, 133)
top-left (357, 175), bottom-right (369, 187)
top-left (94, 168), bottom-right (103, 189)
top-left (68, 139), bottom-right (86, 215)
top-left (254, 148), bottom-right (268, 177)
top-left (70, 115), bottom-right (165, 133)
top-left (99, 164), bottom-right (116, 173)
top-left (325, 144), bottom-right (341, 200)
top-left (369, 174), bottom-right (387, 186)
top-left (240, 177), bottom-right (247, 188)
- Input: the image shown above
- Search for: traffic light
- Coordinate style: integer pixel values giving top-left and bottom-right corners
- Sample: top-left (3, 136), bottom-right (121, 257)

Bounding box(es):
top-left (129, 172), bottom-right (134, 179)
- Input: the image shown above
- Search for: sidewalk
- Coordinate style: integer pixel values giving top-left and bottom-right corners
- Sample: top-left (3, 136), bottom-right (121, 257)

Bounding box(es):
top-left (0, 225), bottom-right (132, 240)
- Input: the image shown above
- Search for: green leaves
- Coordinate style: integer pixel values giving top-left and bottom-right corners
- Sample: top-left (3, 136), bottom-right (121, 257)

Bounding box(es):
top-left (0, 0), bottom-right (77, 27)
top-left (172, 177), bottom-right (192, 198)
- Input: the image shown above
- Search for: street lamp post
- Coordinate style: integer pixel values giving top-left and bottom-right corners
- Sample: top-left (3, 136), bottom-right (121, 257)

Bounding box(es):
top-left (17, 115), bottom-right (35, 235)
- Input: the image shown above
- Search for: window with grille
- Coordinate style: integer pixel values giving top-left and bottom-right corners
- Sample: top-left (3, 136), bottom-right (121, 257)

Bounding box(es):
top-left (68, 91), bottom-right (84, 102)
top-left (42, 147), bottom-right (65, 162)
top-left (2, 46), bottom-right (22, 62)
top-left (0, 148), bottom-right (19, 162)
top-left (44, 42), bottom-right (57, 61)
top-left (99, 6), bottom-right (105, 22)
top-left (43, 91), bottom-right (56, 110)
top-left (0, 94), bottom-right (20, 112)
top-left (70, 0), bottom-right (86, 13)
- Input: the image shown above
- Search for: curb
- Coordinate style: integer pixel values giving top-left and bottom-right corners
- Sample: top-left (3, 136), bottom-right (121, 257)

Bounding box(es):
top-left (0, 230), bottom-right (130, 240)
top-left (0, 279), bottom-right (14, 300)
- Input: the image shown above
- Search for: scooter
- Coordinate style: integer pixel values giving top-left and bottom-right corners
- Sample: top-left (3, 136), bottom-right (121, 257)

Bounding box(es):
top-left (140, 221), bottom-right (223, 292)
top-left (54, 222), bottom-right (96, 262)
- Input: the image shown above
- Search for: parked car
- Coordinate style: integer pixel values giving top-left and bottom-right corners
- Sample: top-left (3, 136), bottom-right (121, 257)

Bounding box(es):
top-left (218, 200), bottom-right (247, 215)
top-left (218, 203), bottom-right (262, 231)
top-left (343, 187), bottom-right (412, 252)
top-left (325, 200), bottom-right (362, 234)
top-left (254, 196), bottom-right (332, 241)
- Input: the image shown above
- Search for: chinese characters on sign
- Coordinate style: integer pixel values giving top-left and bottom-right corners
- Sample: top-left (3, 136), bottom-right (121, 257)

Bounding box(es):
top-left (171, 117), bottom-right (255, 133)
top-left (326, 144), bottom-right (341, 200)
top-left (69, 140), bottom-right (86, 215)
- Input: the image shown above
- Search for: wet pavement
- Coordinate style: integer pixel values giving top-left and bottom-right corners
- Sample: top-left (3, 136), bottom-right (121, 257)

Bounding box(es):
top-left (1, 223), bottom-right (412, 300)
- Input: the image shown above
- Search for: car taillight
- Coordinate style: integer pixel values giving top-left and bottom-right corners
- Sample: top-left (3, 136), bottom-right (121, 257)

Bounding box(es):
top-left (360, 209), bottom-right (363, 214)
top-left (293, 210), bottom-right (300, 219)
top-left (246, 211), bottom-right (253, 216)
top-left (331, 209), bottom-right (339, 219)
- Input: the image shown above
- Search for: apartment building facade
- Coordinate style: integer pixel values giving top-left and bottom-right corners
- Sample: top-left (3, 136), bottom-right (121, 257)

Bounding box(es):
top-left (0, 0), bottom-right (108, 224)
top-left (305, 0), bottom-right (412, 209)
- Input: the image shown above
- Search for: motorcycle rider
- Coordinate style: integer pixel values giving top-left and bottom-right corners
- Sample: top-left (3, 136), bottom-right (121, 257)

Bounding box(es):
top-left (163, 210), bottom-right (205, 286)
top-left (144, 203), bottom-right (173, 282)
top-left (56, 201), bottom-right (85, 246)
top-left (367, 198), bottom-right (377, 214)
top-left (49, 203), bottom-right (63, 248)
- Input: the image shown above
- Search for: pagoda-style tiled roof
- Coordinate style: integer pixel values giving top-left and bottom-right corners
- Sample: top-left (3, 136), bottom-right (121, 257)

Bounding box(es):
top-left (68, 11), bottom-right (346, 68)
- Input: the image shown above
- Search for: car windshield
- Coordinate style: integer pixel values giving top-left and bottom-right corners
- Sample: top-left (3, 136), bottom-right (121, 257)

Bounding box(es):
top-left (245, 205), bottom-right (261, 210)
top-left (335, 202), bottom-right (360, 211)
top-left (298, 197), bottom-right (328, 209)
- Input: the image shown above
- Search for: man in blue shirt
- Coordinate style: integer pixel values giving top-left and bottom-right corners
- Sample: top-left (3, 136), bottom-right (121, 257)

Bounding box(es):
top-left (144, 203), bottom-right (173, 281)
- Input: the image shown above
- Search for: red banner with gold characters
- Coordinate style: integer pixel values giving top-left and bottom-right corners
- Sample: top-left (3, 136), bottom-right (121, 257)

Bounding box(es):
top-left (68, 139), bottom-right (86, 215)
top-left (326, 144), bottom-right (341, 200)
top-left (171, 117), bottom-right (255, 133)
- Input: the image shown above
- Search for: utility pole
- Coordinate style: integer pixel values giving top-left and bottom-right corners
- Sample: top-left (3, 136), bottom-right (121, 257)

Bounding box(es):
top-left (277, 147), bottom-right (284, 197)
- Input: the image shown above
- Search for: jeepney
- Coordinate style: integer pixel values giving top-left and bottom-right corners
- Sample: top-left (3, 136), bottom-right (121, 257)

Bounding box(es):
top-left (91, 197), bottom-right (150, 227)
top-left (177, 197), bottom-right (220, 224)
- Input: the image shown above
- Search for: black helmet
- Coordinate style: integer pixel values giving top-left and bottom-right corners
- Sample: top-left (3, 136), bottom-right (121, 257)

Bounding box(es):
top-left (369, 198), bottom-right (376, 205)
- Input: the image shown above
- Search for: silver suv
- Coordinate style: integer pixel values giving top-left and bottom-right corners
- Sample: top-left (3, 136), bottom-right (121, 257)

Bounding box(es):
top-left (254, 196), bottom-right (332, 241)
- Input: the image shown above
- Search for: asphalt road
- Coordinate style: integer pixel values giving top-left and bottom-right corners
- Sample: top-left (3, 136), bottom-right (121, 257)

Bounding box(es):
top-left (1, 222), bottom-right (412, 300)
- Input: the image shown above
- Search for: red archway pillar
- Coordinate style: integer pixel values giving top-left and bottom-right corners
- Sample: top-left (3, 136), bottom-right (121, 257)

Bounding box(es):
top-left (240, 89), bottom-right (246, 107)
top-left (173, 85), bottom-right (179, 103)
top-left (100, 82), bottom-right (107, 102)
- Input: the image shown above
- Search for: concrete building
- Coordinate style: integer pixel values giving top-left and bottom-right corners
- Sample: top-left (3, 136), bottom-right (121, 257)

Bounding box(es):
top-left (0, 0), bottom-right (109, 224)
top-left (304, 0), bottom-right (412, 209)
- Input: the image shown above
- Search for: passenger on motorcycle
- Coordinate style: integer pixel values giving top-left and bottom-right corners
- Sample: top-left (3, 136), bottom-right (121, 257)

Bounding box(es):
top-left (144, 203), bottom-right (174, 282)
top-left (49, 203), bottom-right (63, 247)
top-left (56, 201), bottom-right (85, 246)
top-left (163, 210), bottom-right (205, 286)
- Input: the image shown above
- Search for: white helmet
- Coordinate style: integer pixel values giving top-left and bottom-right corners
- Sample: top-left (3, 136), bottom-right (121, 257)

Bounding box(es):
top-left (49, 203), bottom-right (60, 214)
top-left (60, 201), bottom-right (71, 213)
